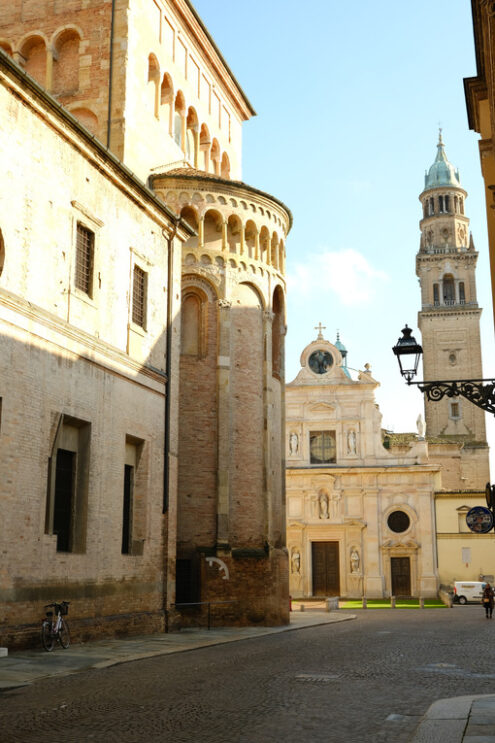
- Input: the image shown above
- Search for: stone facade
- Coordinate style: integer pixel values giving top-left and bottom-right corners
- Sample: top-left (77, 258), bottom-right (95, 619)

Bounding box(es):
top-left (0, 0), bottom-right (290, 647)
top-left (286, 332), bottom-right (441, 600)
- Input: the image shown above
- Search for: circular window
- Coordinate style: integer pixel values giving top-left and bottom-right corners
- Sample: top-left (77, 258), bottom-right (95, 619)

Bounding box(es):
top-left (387, 510), bottom-right (410, 533)
top-left (308, 350), bottom-right (333, 375)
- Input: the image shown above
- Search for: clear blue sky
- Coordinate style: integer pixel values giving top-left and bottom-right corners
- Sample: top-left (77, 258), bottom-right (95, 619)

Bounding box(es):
top-left (192, 0), bottom-right (495, 465)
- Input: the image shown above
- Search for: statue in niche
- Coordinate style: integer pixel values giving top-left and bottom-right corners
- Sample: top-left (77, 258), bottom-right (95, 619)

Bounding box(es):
top-left (330, 491), bottom-right (342, 519)
top-left (347, 429), bottom-right (357, 455)
top-left (416, 414), bottom-right (426, 440)
top-left (291, 548), bottom-right (301, 574)
top-left (350, 548), bottom-right (360, 574)
top-left (289, 432), bottom-right (299, 456)
top-left (319, 491), bottom-right (329, 519)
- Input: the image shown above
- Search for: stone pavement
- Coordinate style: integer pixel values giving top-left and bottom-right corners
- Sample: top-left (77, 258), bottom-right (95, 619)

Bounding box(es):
top-left (0, 609), bottom-right (354, 692)
top-left (410, 694), bottom-right (495, 742)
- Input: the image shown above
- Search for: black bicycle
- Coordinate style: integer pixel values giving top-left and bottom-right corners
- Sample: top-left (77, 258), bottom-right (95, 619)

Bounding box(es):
top-left (41, 601), bottom-right (70, 651)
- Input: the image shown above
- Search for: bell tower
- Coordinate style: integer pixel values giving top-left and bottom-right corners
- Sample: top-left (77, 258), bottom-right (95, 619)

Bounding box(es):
top-left (416, 132), bottom-right (487, 447)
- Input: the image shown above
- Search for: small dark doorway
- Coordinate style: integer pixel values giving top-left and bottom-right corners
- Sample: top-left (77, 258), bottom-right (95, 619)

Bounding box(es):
top-left (312, 541), bottom-right (340, 596)
top-left (391, 556), bottom-right (411, 596)
top-left (53, 448), bottom-right (75, 552)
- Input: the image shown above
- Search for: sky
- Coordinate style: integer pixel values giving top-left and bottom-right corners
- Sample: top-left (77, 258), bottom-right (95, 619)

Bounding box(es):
top-left (192, 0), bottom-right (495, 468)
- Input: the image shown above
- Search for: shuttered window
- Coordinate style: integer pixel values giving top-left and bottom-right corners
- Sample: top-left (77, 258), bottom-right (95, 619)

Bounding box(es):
top-left (75, 223), bottom-right (94, 295)
top-left (132, 265), bottom-right (147, 328)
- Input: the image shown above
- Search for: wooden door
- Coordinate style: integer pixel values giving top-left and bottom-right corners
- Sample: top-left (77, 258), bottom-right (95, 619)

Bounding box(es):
top-left (312, 541), bottom-right (340, 596)
top-left (391, 557), bottom-right (411, 597)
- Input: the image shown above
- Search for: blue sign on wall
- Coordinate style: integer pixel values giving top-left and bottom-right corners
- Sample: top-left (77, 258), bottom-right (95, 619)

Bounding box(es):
top-left (466, 506), bottom-right (494, 534)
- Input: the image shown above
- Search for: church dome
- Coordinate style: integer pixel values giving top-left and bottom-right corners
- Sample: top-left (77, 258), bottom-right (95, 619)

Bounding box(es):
top-left (424, 132), bottom-right (461, 190)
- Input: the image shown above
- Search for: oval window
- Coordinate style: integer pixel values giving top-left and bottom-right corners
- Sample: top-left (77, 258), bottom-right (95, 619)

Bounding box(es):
top-left (387, 510), bottom-right (410, 533)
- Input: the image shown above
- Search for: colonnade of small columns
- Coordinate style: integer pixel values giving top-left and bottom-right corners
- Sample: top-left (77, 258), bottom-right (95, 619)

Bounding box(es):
top-left (0, 26), bottom-right (82, 96)
top-left (181, 205), bottom-right (286, 273)
top-left (148, 55), bottom-right (230, 178)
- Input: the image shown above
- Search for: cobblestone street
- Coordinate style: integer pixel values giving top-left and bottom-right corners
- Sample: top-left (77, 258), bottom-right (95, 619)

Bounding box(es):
top-left (2, 606), bottom-right (495, 742)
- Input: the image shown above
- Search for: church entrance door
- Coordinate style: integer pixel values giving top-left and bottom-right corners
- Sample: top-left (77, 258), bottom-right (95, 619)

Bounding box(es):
top-left (391, 556), bottom-right (411, 597)
top-left (312, 541), bottom-right (340, 596)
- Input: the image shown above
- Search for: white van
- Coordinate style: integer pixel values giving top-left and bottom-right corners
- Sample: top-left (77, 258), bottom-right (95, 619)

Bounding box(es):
top-left (454, 581), bottom-right (485, 604)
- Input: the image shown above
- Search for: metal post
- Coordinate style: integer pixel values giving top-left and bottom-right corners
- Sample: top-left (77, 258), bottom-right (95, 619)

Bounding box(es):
top-left (207, 602), bottom-right (211, 630)
top-left (391, 596), bottom-right (396, 608)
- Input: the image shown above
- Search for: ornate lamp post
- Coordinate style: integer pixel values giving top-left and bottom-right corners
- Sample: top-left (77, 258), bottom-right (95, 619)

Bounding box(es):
top-left (392, 325), bottom-right (495, 415)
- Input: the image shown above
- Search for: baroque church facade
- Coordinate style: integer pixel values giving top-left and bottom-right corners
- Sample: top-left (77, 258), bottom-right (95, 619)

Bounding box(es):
top-left (0, 0), bottom-right (289, 647)
top-left (286, 137), bottom-right (492, 600)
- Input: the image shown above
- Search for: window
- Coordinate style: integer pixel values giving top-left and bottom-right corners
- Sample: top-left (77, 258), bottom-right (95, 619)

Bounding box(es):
top-left (132, 264), bottom-right (147, 328)
top-left (121, 436), bottom-right (146, 556)
top-left (450, 402), bottom-right (460, 419)
top-left (387, 510), bottom-right (410, 533)
top-left (429, 197), bottom-right (434, 215)
top-left (445, 195), bottom-right (450, 212)
top-left (438, 195), bottom-right (444, 213)
top-left (459, 282), bottom-right (465, 303)
top-left (46, 415), bottom-right (91, 553)
top-left (75, 223), bottom-right (94, 295)
top-left (433, 283), bottom-right (439, 304)
top-left (443, 274), bottom-right (455, 303)
top-left (310, 431), bottom-right (336, 464)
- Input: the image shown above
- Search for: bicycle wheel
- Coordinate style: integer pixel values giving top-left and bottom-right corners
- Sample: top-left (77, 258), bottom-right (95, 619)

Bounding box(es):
top-left (58, 618), bottom-right (70, 649)
top-left (41, 621), bottom-right (54, 652)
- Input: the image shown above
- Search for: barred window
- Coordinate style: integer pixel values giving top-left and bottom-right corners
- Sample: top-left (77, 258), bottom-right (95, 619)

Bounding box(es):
top-left (75, 223), bottom-right (94, 295)
top-left (132, 265), bottom-right (147, 328)
top-left (310, 430), bottom-right (336, 464)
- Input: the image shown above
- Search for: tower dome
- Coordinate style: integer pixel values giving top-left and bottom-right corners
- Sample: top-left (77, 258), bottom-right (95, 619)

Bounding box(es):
top-left (424, 131), bottom-right (461, 190)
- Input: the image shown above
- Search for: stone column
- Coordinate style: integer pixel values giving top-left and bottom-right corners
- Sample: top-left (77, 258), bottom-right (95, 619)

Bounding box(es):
top-left (216, 298), bottom-right (233, 548)
top-left (262, 309), bottom-right (274, 544)
top-left (193, 130), bottom-right (200, 168)
top-left (222, 220), bottom-right (228, 252)
top-left (255, 231), bottom-right (260, 261)
top-left (198, 215), bottom-right (204, 250)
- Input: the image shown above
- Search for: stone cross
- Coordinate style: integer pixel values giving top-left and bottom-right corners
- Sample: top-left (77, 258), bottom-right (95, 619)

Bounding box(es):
top-left (315, 322), bottom-right (326, 340)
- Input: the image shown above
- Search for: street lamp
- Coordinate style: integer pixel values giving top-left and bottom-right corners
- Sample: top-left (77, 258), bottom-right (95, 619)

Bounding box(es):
top-left (392, 324), bottom-right (495, 415)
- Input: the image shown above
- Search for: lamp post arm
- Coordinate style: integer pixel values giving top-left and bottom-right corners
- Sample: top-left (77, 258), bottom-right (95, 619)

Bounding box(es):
top-left (407, 379), bottom-right (495, 415)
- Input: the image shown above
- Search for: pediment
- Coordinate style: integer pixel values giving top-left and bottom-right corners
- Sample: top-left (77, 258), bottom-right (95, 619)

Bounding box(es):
top-left (307, 402), bottom-right (336, 414)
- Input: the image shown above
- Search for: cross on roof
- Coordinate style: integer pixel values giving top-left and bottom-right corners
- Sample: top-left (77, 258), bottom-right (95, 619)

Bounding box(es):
top-left (315, 322), bottom-right (326, 340)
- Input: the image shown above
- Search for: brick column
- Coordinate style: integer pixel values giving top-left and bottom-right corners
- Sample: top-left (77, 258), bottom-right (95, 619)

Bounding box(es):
top-left (263, 309), bottom-right (274, 543)
top-left (216, 298), bottom-right (232, 548)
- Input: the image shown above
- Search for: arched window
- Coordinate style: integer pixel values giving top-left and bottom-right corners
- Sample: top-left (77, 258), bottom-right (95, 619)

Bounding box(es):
top-left (433, 283), bottom-right (439, 305)
top-left (459, 281), bottom-right (465, 303)
top-left (174, 90), bottom-right (186, 149)
top-left (186, 107), bottom-right (198, 165)
top-left (181, 293), bottom-right (201, 356)
top-left (199, 123), bottom-right (211, 171)
top-left (444, 194), bottom-right (450, 212)
top-left (271, 232), bottom-right (279, 269)
top-left (259, 226), bottom-right (270, 264)
top-left (21, 35), bottom-right (47, 86)
top-left (70, 107), bottom-right (98, 135)
top-left (454, 195), bottom-right (458, 213)
top-left (227, 214), bottom-right (241, 253)
top-left (244, 220), bottom-right (257, 259)
top-left (203, 209), bottom-right (223, 252)
top-left (429, 197), bottom-right (434, 216)
top-left (53, 29), bottom-right (80, 95)
top-left (0, 41), bottom-right (13, 57)
top-left (147, 54), bottom-right (160, 118)
top-left (443, 274), bottom-right (455, 303)
top-left (210, 138), bottom-right (220, 175)
top-left (180, 206), bottom-right (199, 250)
top-left (460, 198), bottom-right (464, 215)
top-left (220, 152), bottom-right (230, 179)
top-left (160, 73), bottom-right (173, 134)
top-left (438, 195), bottom-right (444, 213)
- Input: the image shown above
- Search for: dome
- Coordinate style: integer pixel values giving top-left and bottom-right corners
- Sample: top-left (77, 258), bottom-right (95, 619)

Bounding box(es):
top-left (424, 131), bottom-right (461, 190)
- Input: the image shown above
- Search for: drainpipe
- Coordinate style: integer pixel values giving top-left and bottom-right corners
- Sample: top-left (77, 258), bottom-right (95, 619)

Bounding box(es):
top-left (107, 0), bottom-right (116, 148)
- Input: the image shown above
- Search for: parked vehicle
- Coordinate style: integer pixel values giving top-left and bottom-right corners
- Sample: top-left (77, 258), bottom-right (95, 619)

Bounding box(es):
top-left (453, 581), bottom-right (485, 605)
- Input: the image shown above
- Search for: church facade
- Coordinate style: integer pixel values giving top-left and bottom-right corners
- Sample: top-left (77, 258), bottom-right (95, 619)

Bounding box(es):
top-left (0, 0), bottom-right (289, 647)
top-left (286, 329), bottom-right (441, 600)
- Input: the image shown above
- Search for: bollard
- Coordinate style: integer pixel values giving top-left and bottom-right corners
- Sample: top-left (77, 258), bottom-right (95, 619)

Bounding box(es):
top-left (326, 598), bottom-right (331, 613)
top-left (391, 595), bottom-right (396, 608)
top-left (362, 596), bottom-right (367, 609)
top-left (289, 595), bottom-right (292, 612)
top-left (419, 597), bottom-right (425, 609)
top-left (300, 604), bottom-right (305, 612)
